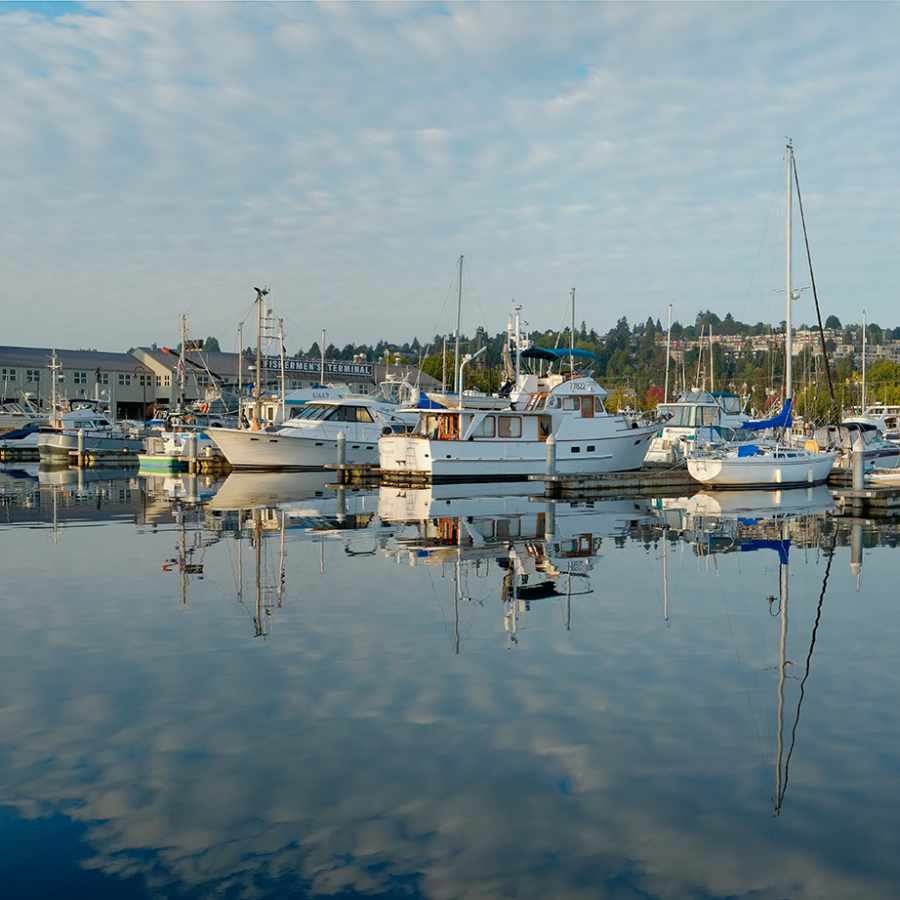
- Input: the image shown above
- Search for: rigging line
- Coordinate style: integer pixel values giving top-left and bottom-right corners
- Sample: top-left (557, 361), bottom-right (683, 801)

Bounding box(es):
top-left (792, 154), bottom-right (836, 405)
top-left (777, 546), bottom-right (835, 812)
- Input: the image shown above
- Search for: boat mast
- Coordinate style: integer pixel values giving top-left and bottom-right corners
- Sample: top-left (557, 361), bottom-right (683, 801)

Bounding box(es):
top-left (570, 287), bottom-right (576, 378)
top-left (253, 287), bottom-right (268, 423)
top-left (861, 309), bottom-right (867, 411)
top-left (237, 322), bottom-right (243, 426)
top-left (514, 304), bottom-right (522, 383)
top-left (785, 140), bottom-right (794, 401)
top-left (441, 336), bottom-right (447, 393)
top-left (319, 328), bottom-right (326, 385)
top-left (179, 313), bottom-right (187, 411)
top-left (454, 254), bottom-right (463, 392)
top-left (664, 303), bottom-right (673, 403)
top-left (279, 317), bottom-right (286, 425)
top-left (709, 323), bottom-right (715, 393)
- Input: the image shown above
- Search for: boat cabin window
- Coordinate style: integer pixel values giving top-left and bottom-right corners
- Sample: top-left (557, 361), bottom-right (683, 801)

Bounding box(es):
top-left (594, 396), bottom-right (606, 415)
top-left (498, 415), bottom-right (522, 438)
top-left (562, 397), bottom-right (579, 411)
top-left (697, 407), bottom-right (718, 427)
top-left (437, 415), bottom-right (460, 440)
top-left (580, 397), bottom-right (593, 418)
top-left (472, 416), bottom-right (496, 438)
top-left (325, 405), bottom-right (373, 423)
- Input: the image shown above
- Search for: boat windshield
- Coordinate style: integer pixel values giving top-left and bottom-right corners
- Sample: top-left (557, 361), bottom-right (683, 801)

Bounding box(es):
top-left (659, 405), bottom-right (719, 427)
top-left (290, 405), bottom-right (335, 421)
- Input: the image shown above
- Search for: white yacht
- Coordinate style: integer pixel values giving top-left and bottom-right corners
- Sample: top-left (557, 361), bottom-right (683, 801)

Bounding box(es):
top-left (379, 358), bottom-right (658, 482)
top-left (843, 405), bottom-right (900, 443)
top-left (207, 396), bottom-right (417, 469)
top-left (645, 390), bottom-right (749, 464)
top-left (38, 406), bottom-right (145, 463)
top-left (686, 142), bottom-right (838, 490)
top-left (0, 397), bottom-right (48, 434)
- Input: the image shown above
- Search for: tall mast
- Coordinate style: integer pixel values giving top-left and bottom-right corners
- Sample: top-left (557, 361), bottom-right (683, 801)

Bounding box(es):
top-left (570, 287), bottom-right (576, 378)
top-left (861, 309), bottom-right (867, 411)
top-left (179, 313), bottom-right (187, 410)
top-left (514, 304), bottom-right (522, 383)
top-left (279, 317), bottom-right (286, 424)
top-left (785, 140), bottom-right (794, 401)
top-left (253, 287), bottom-right (268, 422)
top-left (663, 303), bottom-right (673, 403)
top-left (709, 323), bottom-right (715, 393)
top-left (237, 322), bottom-right (243, 426)
top-left (320, 328), bottom-right (326, 384)
top-left (454, 254), bottom-right (463, 392)
top-left (441, 336), bottom-right (447, 393)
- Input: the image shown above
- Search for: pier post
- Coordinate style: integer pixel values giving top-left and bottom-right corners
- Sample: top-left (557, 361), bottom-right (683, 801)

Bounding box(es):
top-left (851, 433), bottom-right (865, 492)
top-left (187, 433), bottom-right (198, 474)
top-left (77, 428), bottom-right (85, 467)
top-left (545, 435), bottom-right (556, 477)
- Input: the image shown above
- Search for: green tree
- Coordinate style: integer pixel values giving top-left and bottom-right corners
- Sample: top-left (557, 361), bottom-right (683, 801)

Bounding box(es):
top-left (203, 336), bottom-right (221, 352)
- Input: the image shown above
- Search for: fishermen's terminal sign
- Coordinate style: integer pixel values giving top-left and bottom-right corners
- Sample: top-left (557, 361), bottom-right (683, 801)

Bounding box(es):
top-left (262, 356), bottom-right (375, 379)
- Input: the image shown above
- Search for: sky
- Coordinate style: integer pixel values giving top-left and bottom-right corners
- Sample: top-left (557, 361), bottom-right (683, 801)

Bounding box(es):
top-left (3, 1), bottom-right (900, 354)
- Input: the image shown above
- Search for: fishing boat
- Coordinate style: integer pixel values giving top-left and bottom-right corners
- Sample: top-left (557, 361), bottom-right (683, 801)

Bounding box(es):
top-left (686, 142), bottom-right (838, 489)
top-left (379, 347), bottom-right (658, 481)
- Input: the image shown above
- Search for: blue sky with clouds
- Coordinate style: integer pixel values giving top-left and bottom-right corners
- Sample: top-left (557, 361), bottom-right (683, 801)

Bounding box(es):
top-left (3, 1), bottom-right (900, 352)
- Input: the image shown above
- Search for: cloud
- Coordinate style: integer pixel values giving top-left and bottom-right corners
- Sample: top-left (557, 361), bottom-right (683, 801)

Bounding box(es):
top-left (2, 2), bottom-right (900, 351)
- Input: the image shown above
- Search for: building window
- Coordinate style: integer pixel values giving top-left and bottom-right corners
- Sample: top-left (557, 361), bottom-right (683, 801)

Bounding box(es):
top-left (197, 374), bottom-right (209, 386)
top-left (138, 374), bottom-right (151, 386)
top-left (1, 368), bottom-right (17, 381)
top-left (118, 373), bottom-right (131, 386)
top-left (73, 371), bottom-right (87, 385)
top-left (99, 373), bottom-right (109, 385)
top-left (26, 369), bottom-right (40, 383)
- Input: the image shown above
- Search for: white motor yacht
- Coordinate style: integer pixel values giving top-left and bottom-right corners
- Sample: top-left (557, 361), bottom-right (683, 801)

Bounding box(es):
top-left (379, 356), bottom-right (658, 482)
top-left (207, 396), bottom-right (417, 469)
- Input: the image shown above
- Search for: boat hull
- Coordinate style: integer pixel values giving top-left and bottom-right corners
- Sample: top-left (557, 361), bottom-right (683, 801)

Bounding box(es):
top-left (686, 451), bottom-right (838, 488)
top-left (207, 427), bottom-right (379, 470)
top-left (38, 431), bottom-right (144, 461)
top-left (379, 426), bottom-right (656, 481)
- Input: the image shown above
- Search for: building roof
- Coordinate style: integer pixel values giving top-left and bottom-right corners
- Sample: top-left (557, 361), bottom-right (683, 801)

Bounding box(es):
top-left (0, 346), bottom-right (151, 372)
top-left (134, 347), bottom-right (243, 377)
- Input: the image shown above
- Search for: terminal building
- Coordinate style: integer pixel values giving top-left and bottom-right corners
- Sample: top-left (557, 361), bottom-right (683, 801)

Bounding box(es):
top-left (0, 344), bottom-right (439, 419)
top-left (0, 346), bottom-right (155, 419)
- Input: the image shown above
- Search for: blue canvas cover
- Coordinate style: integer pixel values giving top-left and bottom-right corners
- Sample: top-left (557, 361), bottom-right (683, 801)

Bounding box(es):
top-left (740, 397), bottom-right (793, 431)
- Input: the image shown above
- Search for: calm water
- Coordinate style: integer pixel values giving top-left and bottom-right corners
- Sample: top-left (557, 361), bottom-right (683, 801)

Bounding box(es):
top-left (2, 464), bottom-right (900, 899)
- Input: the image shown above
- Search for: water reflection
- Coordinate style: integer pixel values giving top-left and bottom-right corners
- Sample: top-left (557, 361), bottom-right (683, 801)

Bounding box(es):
top-left (2, 474), bottom-right (900, 898)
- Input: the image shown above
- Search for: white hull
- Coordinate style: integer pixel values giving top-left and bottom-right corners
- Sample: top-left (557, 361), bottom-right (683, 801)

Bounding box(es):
top-left (207, 427), bottom-right (378, 469)
top-left (380, 426), bottom-right (656, 481)
top-left (687, 451), bottom-right (838, 488)
top-left (38, 431), bottom-right (144, 460)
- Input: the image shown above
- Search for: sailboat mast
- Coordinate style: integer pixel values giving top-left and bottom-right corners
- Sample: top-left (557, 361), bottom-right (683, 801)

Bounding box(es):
top-left (179, 313), bottom-right (187, 411)
top-left (861, 309), bottom-right (867, 411)
top-left (253, 288), bottom-right (266, 422)
top-left (279, 317), bottom-right (286, 425)
top-left (664, 303), bottom-right (673, 403)
top-left (570, 287), bottom-right (576, 378)
top-left (785, 140), bottom-right (794, 401)
top-left (454, 255), bottom-right (463, 392)
top-left (709, 323), bottom-right (715, 393)
top-left (237, 322), bottom-right (243, 426)
top-left (441, 336), bottom-right (447, 393)
top-left (319, 328), bottom-right (326, 384)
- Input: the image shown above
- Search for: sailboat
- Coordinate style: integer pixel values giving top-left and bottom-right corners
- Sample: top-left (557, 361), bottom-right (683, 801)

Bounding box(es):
top-left (686, 143), bottom-right (838, 489)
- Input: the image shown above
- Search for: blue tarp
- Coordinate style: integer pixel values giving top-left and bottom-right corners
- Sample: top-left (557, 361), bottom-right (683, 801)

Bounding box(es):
top-left (739, 397), bottom-right (793, 431)
top-left (737, 444), bottom-right (762, 457)
top-left (520, 347), bottom-right (597, 363)
top-left (417, 390), bottom-right (446, 409)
